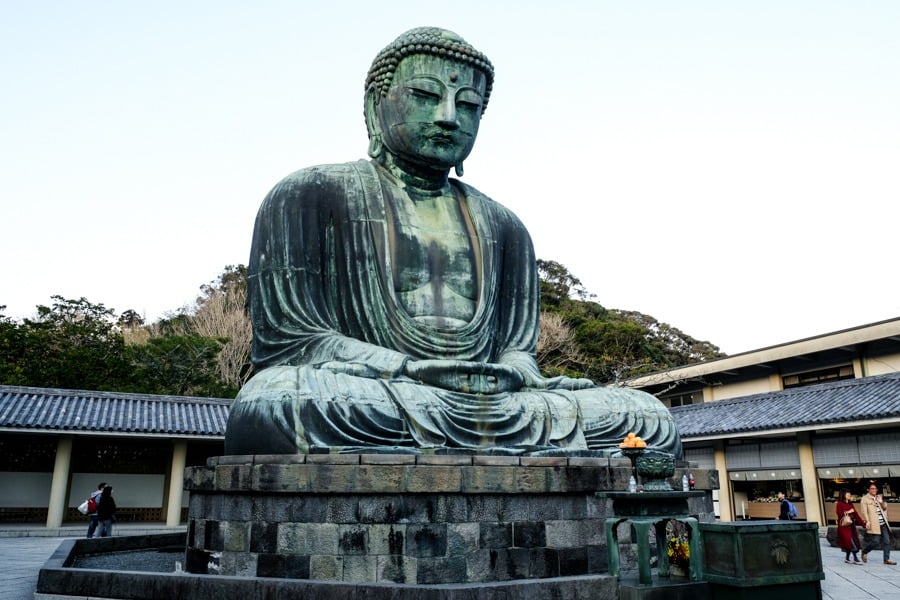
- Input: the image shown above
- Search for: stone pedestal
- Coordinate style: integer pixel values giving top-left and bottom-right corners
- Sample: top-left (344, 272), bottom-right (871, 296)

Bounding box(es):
top-left (183, 454), bottom-right (714, 598)
top-left (184, 453), bottom-right (628, 585)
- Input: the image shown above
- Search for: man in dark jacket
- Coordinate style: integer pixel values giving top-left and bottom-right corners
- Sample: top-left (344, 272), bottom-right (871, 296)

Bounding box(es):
top-left (85, 481), bottom-right (105, 539)
top-left (777, 491), bottom-right (792, 520)
top-left (96, 485), bottom-right (116, 538)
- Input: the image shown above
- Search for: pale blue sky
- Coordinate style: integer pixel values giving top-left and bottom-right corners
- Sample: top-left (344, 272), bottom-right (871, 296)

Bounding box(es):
top-left (2, 1), bottom-right (898, 354)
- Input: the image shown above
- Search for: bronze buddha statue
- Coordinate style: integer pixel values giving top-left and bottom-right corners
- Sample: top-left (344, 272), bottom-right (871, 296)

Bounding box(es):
top-left (224, 27), bottom-right (681, 457)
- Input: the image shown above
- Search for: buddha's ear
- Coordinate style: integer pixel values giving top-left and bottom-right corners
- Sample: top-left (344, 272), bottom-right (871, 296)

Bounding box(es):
top-left (364, 88), bottom-right (383, 159)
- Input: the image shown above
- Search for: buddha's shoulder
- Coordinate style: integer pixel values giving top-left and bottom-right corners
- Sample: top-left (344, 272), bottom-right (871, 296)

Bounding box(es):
top-left (452, 180), bottom-right (527, 229)
top-left (270, 160), bottom-right (370, 191)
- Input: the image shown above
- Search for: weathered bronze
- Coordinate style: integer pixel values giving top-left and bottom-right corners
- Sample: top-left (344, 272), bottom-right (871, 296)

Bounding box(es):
top-left (224, 27), bottom-right (682, 456)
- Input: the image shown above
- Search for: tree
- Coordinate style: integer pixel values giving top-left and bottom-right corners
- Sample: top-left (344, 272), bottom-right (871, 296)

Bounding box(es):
top-left (118, 309), bottom-right (145, 329)
top-left (537, 259), bottom-right (594, 307)
top-left (1, 288), bottom-right (246, 397)
top-left (535, 260), bottom-right (725, 383)
top-left (13, 296), bottom-right (132, 390)
top-left (127, 335), bottom-right (231, 397)
top-left (0, 307), bottom-right (26, 385)
top-left (536, 311), bottom-right (585, 378)
top-left (189, 265), bottom-right (252, 390)
top-left (156, 265), bottom-right (252, 392)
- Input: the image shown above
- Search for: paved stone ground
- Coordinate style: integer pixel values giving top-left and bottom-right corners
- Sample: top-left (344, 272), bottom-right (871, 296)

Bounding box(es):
top-left (1, 525), bottom-right (898, 599)
top-left (819, 540), bottom-right (900, 600)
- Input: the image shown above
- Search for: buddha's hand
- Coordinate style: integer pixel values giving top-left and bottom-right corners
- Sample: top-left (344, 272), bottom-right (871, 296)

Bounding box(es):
top-left (317, 362), bottom-right (384, 378)
top-left (403, 360), bottom-right (524, 394)
top-left (518, 369), bottom-right (594, 391)
top-left (543, 375), bottom-right (595, 391)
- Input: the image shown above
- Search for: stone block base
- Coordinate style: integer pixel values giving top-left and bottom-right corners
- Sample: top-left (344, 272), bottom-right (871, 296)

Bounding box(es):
top-left (184, 453), bottom-right (711, 585)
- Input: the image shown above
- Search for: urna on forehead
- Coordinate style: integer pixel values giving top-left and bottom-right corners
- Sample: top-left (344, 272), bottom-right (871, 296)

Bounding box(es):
top-left (365, 26), bottom-right (495, 110)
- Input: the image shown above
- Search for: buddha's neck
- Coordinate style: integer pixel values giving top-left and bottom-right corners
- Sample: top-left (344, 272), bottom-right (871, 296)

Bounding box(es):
top-left (376, 153), bottom-right (451, 196)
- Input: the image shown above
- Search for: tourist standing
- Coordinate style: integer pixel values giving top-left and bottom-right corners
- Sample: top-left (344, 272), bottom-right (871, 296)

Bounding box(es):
top-left (96, 485), bottom-right (117, 538)
top-left (836, 488), bottom-right (864, 563)
top-left (777, 491), bottom-right (791, 520)
top-left (85, 481), bottom-right (106, 539)
top-left (860, 483), bottom-right (895, 565)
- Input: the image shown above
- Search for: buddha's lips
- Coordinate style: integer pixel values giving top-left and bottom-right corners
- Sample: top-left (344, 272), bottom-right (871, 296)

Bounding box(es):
top-left (428, 133), bottom-right (456, 145)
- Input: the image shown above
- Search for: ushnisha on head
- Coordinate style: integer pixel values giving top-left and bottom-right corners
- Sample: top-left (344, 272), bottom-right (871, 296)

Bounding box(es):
top-left (364, 27), bottom-right (494, 177)
top-left (366, 27), bottom-right (494, 110)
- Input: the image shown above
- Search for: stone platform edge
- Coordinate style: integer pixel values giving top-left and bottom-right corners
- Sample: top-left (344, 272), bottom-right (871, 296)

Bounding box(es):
top-left (185, 454), bottom-right (714, 496)
top-left (207, 453), bottom-right (634, 468)
top-left (37, 536), bottom-right (619, 600)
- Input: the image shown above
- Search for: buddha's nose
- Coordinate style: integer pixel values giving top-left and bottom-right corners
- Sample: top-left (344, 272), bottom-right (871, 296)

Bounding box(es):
top-left (435, 97), bottom-right (460, 129)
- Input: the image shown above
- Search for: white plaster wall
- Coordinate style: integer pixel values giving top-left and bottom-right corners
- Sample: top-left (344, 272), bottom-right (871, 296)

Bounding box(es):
top-left (0, 472), bottom-right (52, 506)
top-left (69, 473), bottom-right (164, 508)
top-left (712, 378), bottom-right (778, 401)
top-left (867, 352), bottom-right (900, 376)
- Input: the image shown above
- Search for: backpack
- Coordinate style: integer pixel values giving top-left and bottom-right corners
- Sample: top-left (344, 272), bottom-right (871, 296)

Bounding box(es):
top-left (786, 500), bottom-right (799, 519)
top-left (87, 496), bottom-right (98, 514)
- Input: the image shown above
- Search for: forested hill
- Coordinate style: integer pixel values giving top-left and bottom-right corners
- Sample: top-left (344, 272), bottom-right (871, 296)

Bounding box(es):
top-left (536, 260), bottom-right (725, 383)
top-left (0, 262), bottom-right (725, 397)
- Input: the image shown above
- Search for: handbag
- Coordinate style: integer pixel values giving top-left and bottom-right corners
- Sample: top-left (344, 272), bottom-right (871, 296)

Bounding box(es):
top-left (77, 499), bottom-right (89, 515)
top-left (841, 513), bottom-right (853, 527)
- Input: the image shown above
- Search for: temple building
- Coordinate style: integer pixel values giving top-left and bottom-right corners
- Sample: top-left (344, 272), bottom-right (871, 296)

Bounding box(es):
top-left (629, 317), bottom-right (900, 526)
top-left (0, 389), bottom-right (228, 527)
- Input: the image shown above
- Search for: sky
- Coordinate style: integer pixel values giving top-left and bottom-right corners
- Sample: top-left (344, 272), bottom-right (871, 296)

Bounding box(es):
top-left (1, 1), bottom-right (898, 355)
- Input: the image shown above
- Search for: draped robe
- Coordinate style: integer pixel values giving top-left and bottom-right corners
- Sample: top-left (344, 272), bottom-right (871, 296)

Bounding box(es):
top-left (224, 160), bottom-right (682, 457)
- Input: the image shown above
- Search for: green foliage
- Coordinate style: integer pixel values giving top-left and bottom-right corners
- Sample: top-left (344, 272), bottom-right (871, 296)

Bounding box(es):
top-left (157, 264), bottom-right (252, 391)
top-left (536, 261), bottom-right (725, 383)
top-left (537, 259), bottom-right (594, 307)
top-left (0, 307), bottom-right (27, 385)
top-left (127, 335), bottom-right (236, 397)
top-left (12, 296), bottom-right (132, 391)
top-left (200, 264), bottom-right (248, 301)
top-left (0, 293), bottom-right (239, 398)
top-left (117, 309), bottom-right (144, 329)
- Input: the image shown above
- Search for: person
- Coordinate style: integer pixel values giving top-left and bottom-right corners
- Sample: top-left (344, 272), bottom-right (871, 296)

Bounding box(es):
top-left (836, 488), bottom-right (864, 564)
top-left (96, 485), bottom-right (116, 538)
top-left (777, 491), bottom-right (792, 520)
top-left (860, 483), bottom-right (895, 565)
top-left (224, 27), bottom-right (682, 457)
top-left (85, 481), bottom-right (105, 539)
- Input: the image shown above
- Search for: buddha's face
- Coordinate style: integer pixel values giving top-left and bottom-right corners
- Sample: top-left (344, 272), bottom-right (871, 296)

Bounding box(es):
top-left (375, 54), bottom-right (486, 171)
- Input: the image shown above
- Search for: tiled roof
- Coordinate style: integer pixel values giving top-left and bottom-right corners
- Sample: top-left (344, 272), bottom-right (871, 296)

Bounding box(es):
top-left (0, 385), bottom-right (232, 437)
top-left (671, 371), bottom-right (900, 439)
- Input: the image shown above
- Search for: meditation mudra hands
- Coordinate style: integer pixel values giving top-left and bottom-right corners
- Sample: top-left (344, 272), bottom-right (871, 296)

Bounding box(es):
top-left (321, 359), bottom-right (594, 394)
top-left (404, 360), bottom-right (523, 394)
top-left (404, 360), bottom-right (595, 394)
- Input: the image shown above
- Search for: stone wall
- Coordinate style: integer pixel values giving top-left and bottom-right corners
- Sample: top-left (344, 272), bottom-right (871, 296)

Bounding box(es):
top-left (184, 453), bottom-right (715, 585)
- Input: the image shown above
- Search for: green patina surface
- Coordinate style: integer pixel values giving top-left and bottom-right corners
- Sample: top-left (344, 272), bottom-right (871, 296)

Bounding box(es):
top-left (224, 27), bottom-right (681, 458)
top-left (600, 491), bottom-right (706, 586)
top-left (700, 521), bottom-right (824, 585)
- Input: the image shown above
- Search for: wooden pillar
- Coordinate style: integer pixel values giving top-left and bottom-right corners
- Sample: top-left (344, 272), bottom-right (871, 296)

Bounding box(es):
top-left (797, 432), bottom-right (823, 526)
top-left (165, 440), bottom-right (188, 527)
top-left (713, 440), bottom-right (734, 521)
top-left (46, 436), bottom-right (73, 528)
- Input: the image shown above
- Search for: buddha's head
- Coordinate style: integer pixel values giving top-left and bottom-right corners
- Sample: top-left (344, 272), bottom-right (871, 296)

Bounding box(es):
top-left (364, 27), bottom-right (495, 176)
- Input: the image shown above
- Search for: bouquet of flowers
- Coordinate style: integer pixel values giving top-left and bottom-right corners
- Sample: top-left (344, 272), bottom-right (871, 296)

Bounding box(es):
top-left (666, 521), bottom-right (690, 569)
